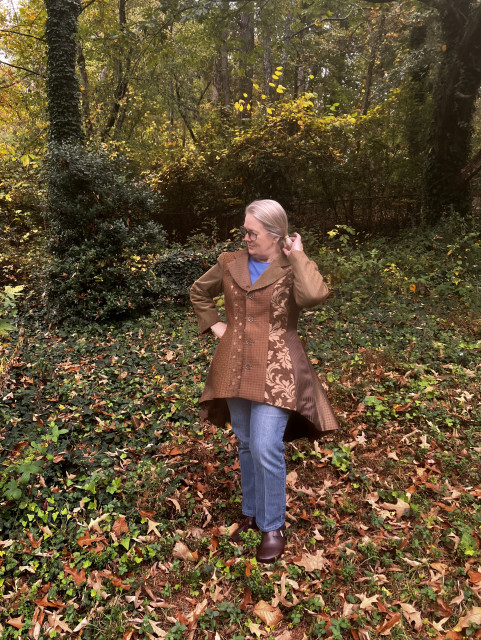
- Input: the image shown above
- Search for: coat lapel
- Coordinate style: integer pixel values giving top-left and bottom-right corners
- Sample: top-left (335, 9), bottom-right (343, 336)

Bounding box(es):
top-left (226, 249), bottom-right (290, 292)
top-left (226, 249), bottom-right (251, 290)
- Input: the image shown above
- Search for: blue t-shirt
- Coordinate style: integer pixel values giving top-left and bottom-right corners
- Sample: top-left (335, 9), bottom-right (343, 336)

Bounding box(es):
top-left (248, 256), bottom-right (270, 284)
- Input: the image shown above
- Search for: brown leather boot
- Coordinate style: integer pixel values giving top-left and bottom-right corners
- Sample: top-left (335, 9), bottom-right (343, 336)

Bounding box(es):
top-left (230, 516), bottom-right (258, 543)
top-left (256, 526), bottom-right (286, 562)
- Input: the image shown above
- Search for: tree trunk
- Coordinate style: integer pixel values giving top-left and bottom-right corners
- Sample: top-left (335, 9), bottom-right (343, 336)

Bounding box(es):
top-left (360, 11), bottom-right (385, 116)
top-left (45, 0), bottom-right (84, 144)
top-left (238, 7), bottom-right (254, 117)
top-left (213, 30), bottom-right (230, 106)
top-left (423, 0), bottom-right (481, 223)
top-left (405, 23), bottom-right (431, 162)
top-left (77, 40), bottom-right (93, 138)
top-left (101, 0), bottom-right (131, 141)
top-left (262, 28), bottom-right (273, 99)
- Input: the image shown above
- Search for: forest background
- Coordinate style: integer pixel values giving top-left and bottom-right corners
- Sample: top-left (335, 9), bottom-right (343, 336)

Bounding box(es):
top-left (1, 0), bottom-right (481, 639)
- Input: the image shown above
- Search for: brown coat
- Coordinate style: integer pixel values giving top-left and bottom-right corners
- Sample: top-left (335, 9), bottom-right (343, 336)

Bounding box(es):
top-left (190, 248), bottom-right (339, 441)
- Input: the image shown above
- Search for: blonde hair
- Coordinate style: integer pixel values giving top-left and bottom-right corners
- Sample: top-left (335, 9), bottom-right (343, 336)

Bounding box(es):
top-left (245, 199), bottom-right (289, 248)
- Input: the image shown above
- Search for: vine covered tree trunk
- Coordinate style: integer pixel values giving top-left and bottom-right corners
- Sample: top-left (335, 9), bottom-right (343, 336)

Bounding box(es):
top-left (45, 0), bottom-right (84, 144)
top-left (238, 7), bottom-right (254, 117)
top-left (423, 0), bottom-right (481, 223)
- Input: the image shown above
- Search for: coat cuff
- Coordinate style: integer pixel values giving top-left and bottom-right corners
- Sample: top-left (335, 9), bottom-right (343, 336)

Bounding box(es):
top-left (198, 310), bottom-right (222, 334)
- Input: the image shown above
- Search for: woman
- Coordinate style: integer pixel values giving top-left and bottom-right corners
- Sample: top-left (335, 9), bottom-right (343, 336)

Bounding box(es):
top-left (190, 199), bottom-right (338, 562)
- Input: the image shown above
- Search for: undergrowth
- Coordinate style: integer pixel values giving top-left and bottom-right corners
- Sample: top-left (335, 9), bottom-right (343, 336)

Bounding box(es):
top-left (0, 215), bottom-right (480, 639)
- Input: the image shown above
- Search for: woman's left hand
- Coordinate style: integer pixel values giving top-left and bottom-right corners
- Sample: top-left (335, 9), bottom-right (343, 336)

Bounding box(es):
top-left (283, 232), bottom-right (303, 256)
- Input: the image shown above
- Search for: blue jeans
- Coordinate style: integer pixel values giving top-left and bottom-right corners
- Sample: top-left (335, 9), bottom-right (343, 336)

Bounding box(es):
top-left (227, 398), bottom-right (290, 532)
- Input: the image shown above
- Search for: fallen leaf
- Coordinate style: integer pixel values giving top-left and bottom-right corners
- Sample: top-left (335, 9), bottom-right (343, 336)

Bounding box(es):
top-left (450, 592), bottom-right (465, 605)
top-left (63, 565), bottom-right (86, 585)
top-left (172, 541), bottom-right (197, 562)
top-left (112, 516), bottom-right (129, 536)
top-left (72, 618), bottom-right (91, 633)
top-left (29, 606), bottom-right (45, 640)
top-left (295, 550), bottom-right (329, 572)
top-left (432, 617), bottom-right (450, 632)
top-left (468, 571), bottom-right (481, 584)
top-left (376, 613), bottom-right (401, 636)
top-left (26, 531), bottom-right (41, 549)
top-left (357, 593), bottom-right (379, 611)
top-left (189, 598), bottom-right (208, 625)
top-left (435, 597), bottom-right (453, 617)
top-left (34, 598), bottom-right (65, 609)
top-left (147, 618), bottom-right (167, 637)
top-left (167, 497), bottom-right (181, 512)
top-left (286, 471), bottom-right (298, 487)
top-left (147, 519), bottom-right (162, 537)
top-left (253, 600), bottom-right (283, 627)
top-left (454, 607), bottom-right (481, 632)
top-left (6, 615), bottom-right (24, 629)
top-left (400, 603), bottom-right (423, 631)
top-left (380, 499), bottom-right (410, 518)
top-left (46, 613), bottom-right (72, 634)
top-left (241, 588), bottom-right (253, 610)
top-left (111, 576), bottom-right (131, 590)
top-left (249, 621), bottom-right (266, 637)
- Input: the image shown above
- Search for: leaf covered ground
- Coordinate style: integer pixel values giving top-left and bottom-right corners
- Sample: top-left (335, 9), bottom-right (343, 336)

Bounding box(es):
top-left (1, 222), bottom-right (481, 639)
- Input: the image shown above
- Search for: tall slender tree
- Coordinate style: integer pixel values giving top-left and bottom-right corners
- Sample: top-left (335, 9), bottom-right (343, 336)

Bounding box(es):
top-left (45, 0), bottom-right (84, 144)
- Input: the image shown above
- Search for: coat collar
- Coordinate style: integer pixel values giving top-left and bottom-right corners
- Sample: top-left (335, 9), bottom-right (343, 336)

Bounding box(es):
top-left (227, 248), bottom-right (290, 292)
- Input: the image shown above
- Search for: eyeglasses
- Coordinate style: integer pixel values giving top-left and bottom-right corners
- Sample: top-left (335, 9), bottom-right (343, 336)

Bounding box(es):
top-left (240, 226), bottom-right (259, 241)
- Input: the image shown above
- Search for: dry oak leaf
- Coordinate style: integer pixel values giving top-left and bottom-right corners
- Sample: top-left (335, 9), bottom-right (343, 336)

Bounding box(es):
top-left (147, 618), bottom-right (167, 637)
top-left (431, 617), bottom-right (450, 633)
top-left (147, 519), bottom-right (162, 538)
top-left (46, 613), bottom-right (72, 634)
top-left (468, 571), bottom-right (481, 584)
top-left (275, 631), bottom-right (293, 639)
top-left (7, 615), bottom-right (24, 629)
top-left (376, 612), bottom-right (401, 636)
top-left (248, 621), bottom-right (266, 637)
top-left (254, 600), bottom-right (284, 627)
top-left (167, 497), bottom-right (181, 512)
top-left (172, 541), bottom-right (198, 562)
top-left (379, 499), bottom-right (410, 518)
top-left (63, 565), bottom-right (86, 585)
top-left (356, 593), bottom-right (379, 611)
top-left (286, 471), bottom-right (298, 487)
top-left (400, 603), bottom-right (423, 631)
top-left (34, 597), bottom-right (65, 609)
top-left (112, 516), bottom-right (129, 536)
top-left (295, 550), bottom-right (329, 572)
top-left (29, 606), bottom-right (45, 640)
top-left (454, 607), bottom-right (481, 632)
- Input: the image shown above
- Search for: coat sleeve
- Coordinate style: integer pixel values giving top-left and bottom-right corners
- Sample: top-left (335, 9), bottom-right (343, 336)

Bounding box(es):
top-left (287, 250), bottom-right (329, 308)
top-left (190, 256), bottom-right (225, 333)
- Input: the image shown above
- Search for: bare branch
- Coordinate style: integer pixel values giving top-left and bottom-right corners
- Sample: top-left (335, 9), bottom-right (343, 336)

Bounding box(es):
top-left (290, 13), bottom-right (352, 40)
top-left (365, 0), bottom-right (442, 8)
top-left (80, 0), bottom-right (100, 13)
top-left (0, 29), bottom-right (45, 42)
top-left (0, 59), bottom-right (43, 77)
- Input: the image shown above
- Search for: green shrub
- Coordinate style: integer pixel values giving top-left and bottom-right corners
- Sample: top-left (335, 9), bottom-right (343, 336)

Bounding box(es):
top-left (44, 143), bottom-right (166, 321)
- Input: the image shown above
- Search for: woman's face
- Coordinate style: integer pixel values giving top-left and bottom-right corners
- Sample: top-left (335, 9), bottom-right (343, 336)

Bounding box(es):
top-left (243, 213), bottom-right (281, 262)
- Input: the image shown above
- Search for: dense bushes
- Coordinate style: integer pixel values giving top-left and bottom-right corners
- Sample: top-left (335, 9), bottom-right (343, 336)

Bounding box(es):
top-left (147, 93), bottom-right (422, 239)
top-left (44, 143), bottom-right (167, 321)
top-left (0, 155), bottom-right (45, 288)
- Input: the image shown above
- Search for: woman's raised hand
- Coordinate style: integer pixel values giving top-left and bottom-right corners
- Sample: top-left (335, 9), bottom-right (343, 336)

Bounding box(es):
top-left (283, 232), bottom-right (303, 256)
top-left (211, 321), bottom-right (227, 339)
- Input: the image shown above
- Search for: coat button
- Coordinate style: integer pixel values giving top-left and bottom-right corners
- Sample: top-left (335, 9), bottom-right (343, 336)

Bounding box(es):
top-left (248, 316), bottom-right (254, 322)
top-left (248, 293), bottom-right (254, 299)
top-left (245, 364), bottom-right (251, 370)
top-left (246, 339), bottom-right (252, 346)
